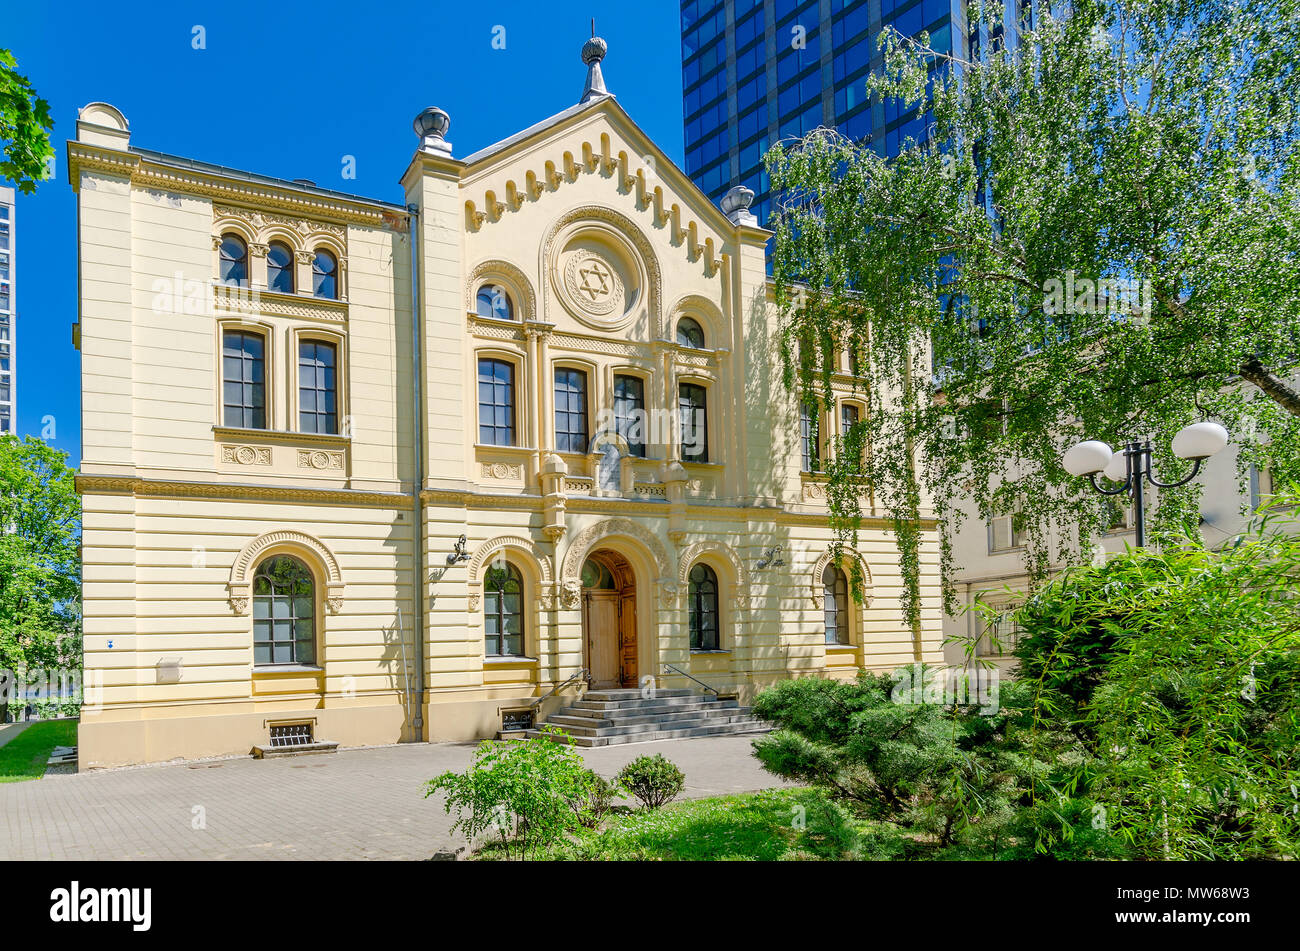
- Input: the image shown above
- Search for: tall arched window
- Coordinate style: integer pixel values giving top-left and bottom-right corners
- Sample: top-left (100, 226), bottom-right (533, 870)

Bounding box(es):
top-left (823, 563), bottom-right (849, 645)
top-left (312, 249), bottom-right (338, 299)
top-left (475, 284), bottom-right (514, 321)
top-left (688, 563), bottom-right (720, 651)
top-left (253, 555), bottom-right (316, 666)
top-left (267, 241), bottom-right (294, 293)
top-left (219, 234), bottom-right (249, 287)
top-left (484, 562), bottom-right (524, 657)
top-left (677, 316), bottom-right (705, 349)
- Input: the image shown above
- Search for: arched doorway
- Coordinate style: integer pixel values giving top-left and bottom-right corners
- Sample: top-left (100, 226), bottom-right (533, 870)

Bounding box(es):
top-left (580, 550), bottom-right (637, 689)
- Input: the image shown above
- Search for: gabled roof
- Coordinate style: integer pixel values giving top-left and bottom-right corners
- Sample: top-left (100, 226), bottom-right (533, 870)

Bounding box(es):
top-left (461, 97), bottom-right (610, 166)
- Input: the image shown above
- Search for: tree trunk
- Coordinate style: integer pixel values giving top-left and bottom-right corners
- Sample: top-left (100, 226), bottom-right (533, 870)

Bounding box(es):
top-left (1240, 357), bottom-right (1300, 416)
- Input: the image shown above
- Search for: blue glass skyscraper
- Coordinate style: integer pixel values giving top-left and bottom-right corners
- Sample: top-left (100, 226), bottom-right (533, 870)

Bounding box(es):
top-left (681, 0), bottom-right (973, 226)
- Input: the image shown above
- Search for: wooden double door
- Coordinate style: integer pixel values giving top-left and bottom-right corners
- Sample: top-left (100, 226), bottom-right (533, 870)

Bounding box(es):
top-left (582, 560), bottom-right (637, 689)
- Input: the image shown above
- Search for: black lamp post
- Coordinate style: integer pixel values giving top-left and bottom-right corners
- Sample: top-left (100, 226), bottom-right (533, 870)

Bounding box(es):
top-left (1062, 423), bottom-right (1229, 548)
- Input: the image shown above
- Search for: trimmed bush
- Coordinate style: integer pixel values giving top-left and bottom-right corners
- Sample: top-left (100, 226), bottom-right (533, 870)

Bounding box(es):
top-left (617, 754), bottom-right (685, 809)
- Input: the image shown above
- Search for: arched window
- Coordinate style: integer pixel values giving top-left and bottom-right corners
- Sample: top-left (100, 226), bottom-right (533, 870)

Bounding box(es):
top-left (219, 234), bottom-right (248, 287)
top-left (688, 563), bottom-right (720, 651)
top-left (823, 563), bottom-right (849, 645)
top-left (312, 249), bottom-right (338, 299)
top-left (253, 555), bottom-right (316, 666)
top-left (484, 562), bottom-right (524, 657)
top-left (267, 241), bottom-right (294, 293)
top-left (677, 316), bottom-right (705, 349)
top-left (475, 284), bottom-right (514, 321)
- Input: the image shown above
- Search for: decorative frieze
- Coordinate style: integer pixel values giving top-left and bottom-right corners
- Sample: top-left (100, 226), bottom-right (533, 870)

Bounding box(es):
top-left (298, 449), bottom-right (345, 471)
top-left (480, 462), bottom-right (523, 481)
top-left (220, 444), bottom-right (272, 466)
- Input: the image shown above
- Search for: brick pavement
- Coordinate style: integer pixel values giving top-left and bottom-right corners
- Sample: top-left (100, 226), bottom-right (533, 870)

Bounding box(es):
top-left (0, 733), bottom-right (787, 860)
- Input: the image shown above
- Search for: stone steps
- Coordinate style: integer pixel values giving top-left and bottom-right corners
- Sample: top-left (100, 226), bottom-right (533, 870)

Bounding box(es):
top-left (524, 689), bottom-right (769, 748)
top-left (524, 719), bottom-right (768, 748)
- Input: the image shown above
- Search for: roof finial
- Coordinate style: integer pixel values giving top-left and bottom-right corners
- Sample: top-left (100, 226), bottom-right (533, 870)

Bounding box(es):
top-left (580, 28), bottom-right (609, 103)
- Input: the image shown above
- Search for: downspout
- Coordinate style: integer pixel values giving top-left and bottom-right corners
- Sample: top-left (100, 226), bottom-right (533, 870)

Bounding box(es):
top-left (407, 203), bottom-right (425, 738)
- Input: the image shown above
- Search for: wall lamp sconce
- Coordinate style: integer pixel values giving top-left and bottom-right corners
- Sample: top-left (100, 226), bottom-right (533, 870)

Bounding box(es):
top-left (446, 534), bottom-right (471, 565)
top-left (756, 546), bottom-right (785, 569)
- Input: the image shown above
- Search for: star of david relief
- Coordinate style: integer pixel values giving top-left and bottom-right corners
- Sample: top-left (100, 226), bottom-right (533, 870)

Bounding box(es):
top-left (577, 259), bottom-right (612, 301)
top-left (562, 250), bottom-right (624, 317)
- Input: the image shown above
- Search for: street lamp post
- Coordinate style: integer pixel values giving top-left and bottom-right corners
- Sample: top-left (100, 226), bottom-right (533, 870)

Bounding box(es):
top-left (1062, 422), bottom-right (1229, 547)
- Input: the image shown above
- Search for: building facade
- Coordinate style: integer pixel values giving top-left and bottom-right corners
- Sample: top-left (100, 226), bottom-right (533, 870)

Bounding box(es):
top-left (69, 39), bottom-right (943, 770)
top-left (0, 185), bottom-right (14, 435)
top-left (680, 0), bottom-right (971, 225)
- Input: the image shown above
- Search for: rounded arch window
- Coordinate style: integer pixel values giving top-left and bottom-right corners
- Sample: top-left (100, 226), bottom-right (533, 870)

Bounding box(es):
top-left (252, 555), bottom-right (316, 666)
top-left (580, 558), bottom-right (616, 589)
top-left (267, 241), bottom-right (294, 293)
top-left (822, 563), bottom-right (849, 645)
top-left (688, 562), bottom-right (720, 651)
top-left (312, 249), bottom-right (338, 299)
top-left (475, 284), bottom-right (515, 321)
top-left (677, 316), bottom-right (706, 349)
top-left (219, 233), bottom-right (249, 287)
top-left (484, 561), bottom-right (525, 657)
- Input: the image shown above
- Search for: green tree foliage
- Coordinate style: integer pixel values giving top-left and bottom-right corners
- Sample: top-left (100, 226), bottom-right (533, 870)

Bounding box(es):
top-left (0, 49), bottom-right (53, 193)
top-left (1015, 495), bottom-right (1300, 859)
top-left (424, 728), bottom-right (609, 859)
top-left (0, 436), bottom-right (81, 694)
top-left (766, 0), bottom-right (1300, 622)
top-left (752, 499), bottom-right (1300, 859)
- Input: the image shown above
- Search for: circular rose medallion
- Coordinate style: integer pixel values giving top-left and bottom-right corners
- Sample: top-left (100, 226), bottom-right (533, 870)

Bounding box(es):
top-left (563, 251), bottom-right (623, 317)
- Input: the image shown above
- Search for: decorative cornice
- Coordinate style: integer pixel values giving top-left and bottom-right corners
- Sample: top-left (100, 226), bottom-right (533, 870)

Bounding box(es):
top-left (67, 142), bottom-right (404, 229)
top-left (212, 287), bottom-right (348, 323)
top-left (416, 485), bottom-right (939, 530)
top-left (211, 426), bottom-right (351, 449)
top-left (76, 474), bottom-right (411, 509)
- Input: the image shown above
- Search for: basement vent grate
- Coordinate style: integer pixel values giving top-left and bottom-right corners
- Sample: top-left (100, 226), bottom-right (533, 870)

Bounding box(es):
top-left (501, 710), bottom-right (535, 732)
top-left (269, 723), bottom-right (313, 748)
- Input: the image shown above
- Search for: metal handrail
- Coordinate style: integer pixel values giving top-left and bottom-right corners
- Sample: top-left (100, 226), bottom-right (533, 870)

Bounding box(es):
top-left (529, 668), bottom-right (589, 709)
top-left (662, 663), bottom-right (719, 696)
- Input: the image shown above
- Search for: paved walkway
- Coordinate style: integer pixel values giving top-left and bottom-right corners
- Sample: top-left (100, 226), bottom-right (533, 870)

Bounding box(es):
top-left (0, 734), bottom-right (787, 860)
top-left (0, 723), bottom-right (31, 750)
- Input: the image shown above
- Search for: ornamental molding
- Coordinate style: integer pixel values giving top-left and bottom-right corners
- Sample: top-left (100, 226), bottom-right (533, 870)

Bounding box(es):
top-left (220, 444), bottom-right (272, 467)
top-left (228, 530), bottom-right (344, 615)
top-left (298, 449), bottom-right (345, 471)
top-left (67, 143), bottom-right (403, 228)
top-left (411, 486), bottom-right (940, 531)
top-left (479, 462), bottom-right (523, 481)
top-left (211, 286), bottom-right (348, 323)
top-left (810, 548), bottom-right (873, 609)
top-left (540, 206), bottom-right (662, 338)
top-left (465, 259), bottom-right (537, 321)
top-left (559, 516), bottom-right (672, 584)
top-left (676, 539), bottom-right (750, 589)
top-left (214, 204), bottom-right (346, 246)
top-left (465, 535), bottom-right (556, 612)
top-left (75, 474), bottom-right (411, 509)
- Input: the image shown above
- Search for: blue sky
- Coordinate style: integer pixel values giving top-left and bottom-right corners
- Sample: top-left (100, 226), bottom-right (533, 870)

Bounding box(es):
top-left (4, 0), bottom-right (686, 466)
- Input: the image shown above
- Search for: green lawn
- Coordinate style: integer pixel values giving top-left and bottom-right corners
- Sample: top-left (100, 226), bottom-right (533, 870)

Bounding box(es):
top-left (0, 720), bottom-right (77, 783)
top-left (477, 787), bottom-right (892, 861)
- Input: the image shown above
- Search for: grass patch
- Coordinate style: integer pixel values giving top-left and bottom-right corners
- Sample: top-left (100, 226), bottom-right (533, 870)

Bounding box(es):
top-left (475, 787), bottom-right (894, 861)
top-left (0, 720), bottom-right (77, 783)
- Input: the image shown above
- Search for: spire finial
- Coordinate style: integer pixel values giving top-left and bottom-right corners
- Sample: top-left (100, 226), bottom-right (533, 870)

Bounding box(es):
top-left (580, 29), bottom-right (609, 103)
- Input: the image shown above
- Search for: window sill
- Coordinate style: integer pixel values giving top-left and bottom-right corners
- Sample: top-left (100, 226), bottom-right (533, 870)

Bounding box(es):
top-left (485, 655), bottom-right (539, 665)
top-left (253, 664), bottom-right (323, 674)
top-left (214, 425), bottom-right (351, 448)
top-left (475, 444), bottom-right (536, 454)
top-left (680, 460), bottom-right (724, 470)
top-left (690, 649), bottom-right (730, 655)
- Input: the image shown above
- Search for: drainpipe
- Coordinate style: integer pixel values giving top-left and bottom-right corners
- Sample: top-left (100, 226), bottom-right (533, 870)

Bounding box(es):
top-left (407, 202), bottom-right (425, 738)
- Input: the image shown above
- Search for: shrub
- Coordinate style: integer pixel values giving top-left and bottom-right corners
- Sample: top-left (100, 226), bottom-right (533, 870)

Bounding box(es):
top-left (1013, 497), bottom-right (1300, 860)
top-left (424, 727), bottom-right (594, 859)
top-left (567, 769), bottom-right (623, 828)
top-left (617, 754), bottom-right (685, 809)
